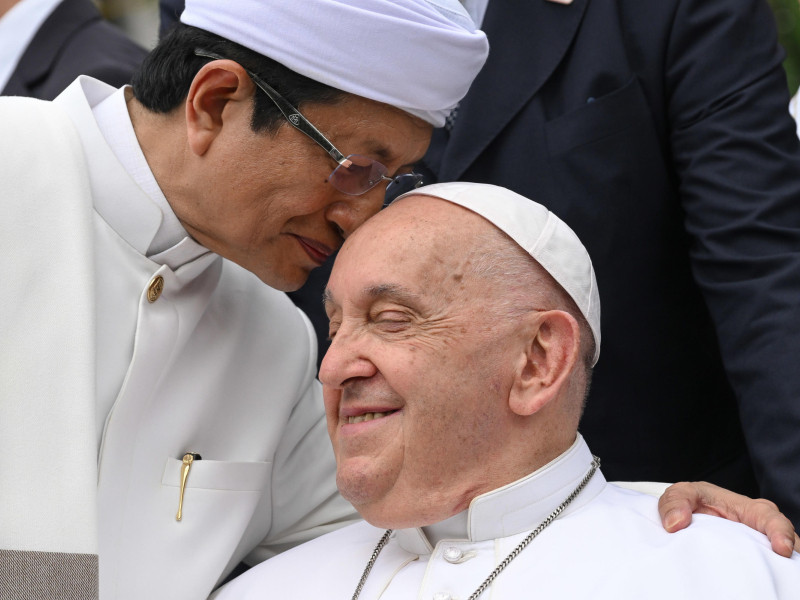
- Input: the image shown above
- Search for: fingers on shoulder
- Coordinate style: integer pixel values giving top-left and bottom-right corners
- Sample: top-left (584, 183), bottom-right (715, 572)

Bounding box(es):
top-left (658, 482), bottom-right (700, 512)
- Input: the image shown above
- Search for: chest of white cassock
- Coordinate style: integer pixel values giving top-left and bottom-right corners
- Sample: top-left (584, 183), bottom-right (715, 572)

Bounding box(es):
top-left (212, 439), bottom-right (800, 600)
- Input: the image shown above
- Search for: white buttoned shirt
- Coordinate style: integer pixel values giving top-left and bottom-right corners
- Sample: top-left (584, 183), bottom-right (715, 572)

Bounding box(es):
top-left (48, 76), bottom-right (357, 600)
top-left (214, 435), bottom-right (800, 600)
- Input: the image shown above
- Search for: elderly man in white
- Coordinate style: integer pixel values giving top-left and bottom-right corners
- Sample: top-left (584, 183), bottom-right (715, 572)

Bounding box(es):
top-left (214, 183), bottom-right (800, 600)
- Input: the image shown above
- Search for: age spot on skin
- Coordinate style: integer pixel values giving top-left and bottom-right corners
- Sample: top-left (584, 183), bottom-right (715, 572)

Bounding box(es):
top-left (453, 273), bottom-right (463, 282)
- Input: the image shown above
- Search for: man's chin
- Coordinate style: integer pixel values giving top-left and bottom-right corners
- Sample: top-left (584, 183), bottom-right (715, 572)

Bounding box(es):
top-left (336, 466), bottom-right (396, 508)
top-left (337, 473), bottom-right (433, 530)
top-left (253, 264), bottom-right (312, 292)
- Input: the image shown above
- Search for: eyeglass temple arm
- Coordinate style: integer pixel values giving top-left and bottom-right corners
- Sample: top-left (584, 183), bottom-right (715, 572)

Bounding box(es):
top-left (194, 49), bottom-right (349, 166)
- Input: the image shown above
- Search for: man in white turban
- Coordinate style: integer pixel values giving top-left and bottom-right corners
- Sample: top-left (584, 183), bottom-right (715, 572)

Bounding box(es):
top-left (212, 183), bottom-right (800, 600)
top-left (0, 2), bottom-right (792, 599)
top-left (0, 2), bottom-right (487, 598)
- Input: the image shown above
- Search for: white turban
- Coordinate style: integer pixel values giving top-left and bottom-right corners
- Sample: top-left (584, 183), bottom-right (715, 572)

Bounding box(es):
top-left (396, 183), bottom-right (602, 366)
top-left (180, 0), bottom-right (489, 127)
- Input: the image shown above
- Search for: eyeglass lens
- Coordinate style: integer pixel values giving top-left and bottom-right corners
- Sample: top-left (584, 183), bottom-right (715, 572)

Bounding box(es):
top-left (329, 155), bottom-right (389, 195)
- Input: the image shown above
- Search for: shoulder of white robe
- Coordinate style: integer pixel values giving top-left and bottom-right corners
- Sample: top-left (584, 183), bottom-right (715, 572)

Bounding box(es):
top-left (0, 95), bottom-right (99, 599)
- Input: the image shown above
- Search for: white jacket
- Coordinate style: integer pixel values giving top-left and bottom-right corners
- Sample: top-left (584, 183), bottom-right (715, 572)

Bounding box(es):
top-left (0, 77), bottom-right (356, 600)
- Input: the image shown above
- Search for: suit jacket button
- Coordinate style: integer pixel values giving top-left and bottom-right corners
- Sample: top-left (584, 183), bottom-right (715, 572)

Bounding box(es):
top-left (147, 275), bottom-right (164, 303)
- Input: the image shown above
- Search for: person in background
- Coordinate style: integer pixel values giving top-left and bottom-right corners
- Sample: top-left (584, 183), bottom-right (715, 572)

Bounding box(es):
top-left (0, 0), bottom-right (147, 100)
top-left (159, 0), bottom-right (184, 39)
top-left (409, 0), bottom-right (800, 526)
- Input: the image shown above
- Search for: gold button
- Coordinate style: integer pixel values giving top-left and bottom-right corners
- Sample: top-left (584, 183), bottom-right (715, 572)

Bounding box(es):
top-left (147, 275), bottom-right (164, 303)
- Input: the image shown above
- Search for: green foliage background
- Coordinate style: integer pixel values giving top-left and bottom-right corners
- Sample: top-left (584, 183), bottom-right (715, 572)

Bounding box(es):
top-left (770, 0), bottom-right (800, 94)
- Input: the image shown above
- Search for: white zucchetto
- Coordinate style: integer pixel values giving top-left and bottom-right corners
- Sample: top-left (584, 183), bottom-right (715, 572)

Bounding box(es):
top-left (396, 182), bottom-right (602, 365)
top-left (180, 0), bottom-right (489, 127)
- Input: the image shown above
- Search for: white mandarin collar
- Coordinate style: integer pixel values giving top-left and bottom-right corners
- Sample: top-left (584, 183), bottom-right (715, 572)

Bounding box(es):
top-left (396, 434), bottom-right (606, 553)
top-left (92, 85), bottom-right (190, 257)
top-left (53, 77), bottom-right (211, 270)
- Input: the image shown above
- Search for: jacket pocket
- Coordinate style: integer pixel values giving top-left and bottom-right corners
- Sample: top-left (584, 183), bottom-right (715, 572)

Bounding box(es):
top-left (141, 458), bottom-right (273, 598)
top-left (161, 457), bottom-right (270, 491)
top-left (545, 76), bottom-right (644, 156)
top-left (543, 76), bottom-right (669, 264)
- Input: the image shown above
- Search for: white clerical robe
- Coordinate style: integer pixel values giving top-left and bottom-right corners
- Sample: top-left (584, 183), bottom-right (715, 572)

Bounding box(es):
top-left (0, 76), bottom-right (357, 600)
top-left (213, 435), bottom-right (800, 600)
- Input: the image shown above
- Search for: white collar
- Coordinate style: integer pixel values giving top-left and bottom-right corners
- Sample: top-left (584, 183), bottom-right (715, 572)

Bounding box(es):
top-left (397, 434), bottom-right (606, 554)
top-left (0, 0), bottom-right (63, 93)
top-left (92, 85), bottom-right (189, 257)
top-left (53, 76), bottom-right (210, 271)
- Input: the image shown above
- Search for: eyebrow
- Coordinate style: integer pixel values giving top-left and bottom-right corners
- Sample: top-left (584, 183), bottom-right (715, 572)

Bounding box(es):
top-left (322, 288), bottom-right (334, 306)
top-left (364, 283), bottom-right (421, 306)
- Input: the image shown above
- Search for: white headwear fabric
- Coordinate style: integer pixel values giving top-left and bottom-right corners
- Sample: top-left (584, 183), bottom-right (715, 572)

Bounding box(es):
top-left (396, 183), bottom-right (602, 365)
top-left (181, 0), bottom-right (489, 127)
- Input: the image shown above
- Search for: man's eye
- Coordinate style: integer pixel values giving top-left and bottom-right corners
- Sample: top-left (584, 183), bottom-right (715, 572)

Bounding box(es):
top-left (374, 312), bottom-right (411, 331)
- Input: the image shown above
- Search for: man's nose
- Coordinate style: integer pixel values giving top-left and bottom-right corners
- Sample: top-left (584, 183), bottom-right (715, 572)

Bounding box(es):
top-left (319, 329), bottom-right (377, 388)
top-left (324, 187), bottom-right (386, 238)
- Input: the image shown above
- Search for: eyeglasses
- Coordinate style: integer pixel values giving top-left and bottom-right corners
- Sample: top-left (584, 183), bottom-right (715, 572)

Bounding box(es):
top-left (194, 49), bottom-right (424, 196)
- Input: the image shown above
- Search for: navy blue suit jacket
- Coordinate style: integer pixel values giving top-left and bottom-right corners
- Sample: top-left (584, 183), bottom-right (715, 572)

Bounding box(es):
top-left (421, 0), bottom-right (800, 524)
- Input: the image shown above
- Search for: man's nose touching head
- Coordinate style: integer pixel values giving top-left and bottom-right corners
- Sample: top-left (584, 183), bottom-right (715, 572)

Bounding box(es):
top-left (319, 191), bottom-right (598, 530)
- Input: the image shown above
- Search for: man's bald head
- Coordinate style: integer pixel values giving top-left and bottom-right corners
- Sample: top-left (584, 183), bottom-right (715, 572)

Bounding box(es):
top-left (320, 193), bottom-right (595, 529)
top-left (372, 194), bottom-right (596, 387)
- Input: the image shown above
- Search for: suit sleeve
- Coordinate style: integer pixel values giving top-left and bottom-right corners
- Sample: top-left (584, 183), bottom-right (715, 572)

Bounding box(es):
top-left (245, 309), bottom-right (360, 564)
top-left (666, 0), bottom-right (800, 524)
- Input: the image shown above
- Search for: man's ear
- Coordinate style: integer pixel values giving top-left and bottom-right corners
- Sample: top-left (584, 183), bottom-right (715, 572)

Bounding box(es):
top-left (185, 60), bottom-right (256, 157)
top-left (508, 310), bottom-right (581, 417)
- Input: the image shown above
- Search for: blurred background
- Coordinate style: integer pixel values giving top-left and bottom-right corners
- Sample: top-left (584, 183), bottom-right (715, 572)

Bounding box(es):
top-left (100, 0), bottom-right (800, 93)
top-left (770, 0), bottom-right (800, 93)
top-left (98, 0), bottom-right (159, 50)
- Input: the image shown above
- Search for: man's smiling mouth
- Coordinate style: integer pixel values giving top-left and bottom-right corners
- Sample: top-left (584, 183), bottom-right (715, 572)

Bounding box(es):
top-left (346, 410), bottom-right (399, 424)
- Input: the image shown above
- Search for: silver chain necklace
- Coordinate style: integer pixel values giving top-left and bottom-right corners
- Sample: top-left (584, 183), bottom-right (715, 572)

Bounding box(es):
top-left (351, 456), bottom-right (601, 600)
